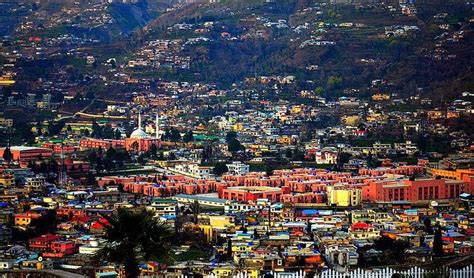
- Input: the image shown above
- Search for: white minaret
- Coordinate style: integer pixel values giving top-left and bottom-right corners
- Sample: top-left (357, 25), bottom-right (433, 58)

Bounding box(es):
top-left (138, 112), bottom-right (142, 129)
top-left (155, 114), bottom-right (160, 139)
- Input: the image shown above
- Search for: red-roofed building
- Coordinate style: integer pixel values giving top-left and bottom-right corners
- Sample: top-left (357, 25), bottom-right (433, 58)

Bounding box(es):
top-left (29, 234), bottom-right (62, 251)
top-left (90, 218), bottom-right (109, 230)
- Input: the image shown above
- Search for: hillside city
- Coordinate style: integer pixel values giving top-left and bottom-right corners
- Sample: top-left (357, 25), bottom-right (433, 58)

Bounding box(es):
top-left (0, 0), bottom-right (474, 277)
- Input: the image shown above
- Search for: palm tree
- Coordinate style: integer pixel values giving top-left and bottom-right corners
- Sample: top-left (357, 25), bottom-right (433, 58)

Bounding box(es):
top-left (96, 209), bottom-right (173, 277)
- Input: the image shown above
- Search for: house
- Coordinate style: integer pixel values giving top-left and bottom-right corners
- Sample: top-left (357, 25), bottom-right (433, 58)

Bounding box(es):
top-left (315, 147), bottom-right (338, 164)
top-left (226, 162), bottom-right (250, 176)
top-left (404, 247), bottom-right (433, 263)
top-left (14, 212), bottom-right (41, 226)
top-left (50, 241), bottom-right (77, 255)
top-left (348, 222), bottom-right (380, 239)
top-left (324, 244), bottom-right (359, 267)
top-left (0, 260), bottom-right (13, 270)
top-left (28, 234), bottom-right (62, 251)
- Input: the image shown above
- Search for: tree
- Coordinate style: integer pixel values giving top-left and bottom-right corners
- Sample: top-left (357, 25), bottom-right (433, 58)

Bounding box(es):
top-left (213, 162), bottom-right (228, 176)
top-left (183, 130), bottom-right (194, 143)
top-left (227, 138), bottom-right (244, 153)
top-left (433, 225), bottom-right (443, 257)
top-left (92, 121), bottom-right (101, 138)
top-left (114, 129), bottom-right (122, 139)
top-left (149, 144), bottom-right (158, 158)
top-left (48, 120), bottom-right (65, 136)
top-left (336, 152), bottom-right (351, 171)
top-left (170, 128), bottom-right (181, 142)
top-left (314, 86), bottom-right (325, 95)
top-left (423, 218), bottom-right (433, 234)
top-left (29, 210), bottom-right (57, 237)
top-left (96, 209), bottom-right (173, 278)
top-left (226, 237), bottom-right (233, 259)
top-left (225, 131), bottom-right (237, 143)
top-left (253, 228), bottom-right (259, 239)
top-left (2, 146), bottom-right (12, 166)
top-left (327, 76), bottom-right (342, 89)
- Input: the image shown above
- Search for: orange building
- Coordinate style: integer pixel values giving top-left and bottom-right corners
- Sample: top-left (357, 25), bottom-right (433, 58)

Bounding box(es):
top-left (42, 143), bottom-right (76, 154)
top-left (0, 146), bottom-right (52, 163)
top-left (363, 178), bottom-right (471, 203)
top-left (79, 138), bottom-right (125, 150)
top-left (430, 168), bottom-right (474, 181)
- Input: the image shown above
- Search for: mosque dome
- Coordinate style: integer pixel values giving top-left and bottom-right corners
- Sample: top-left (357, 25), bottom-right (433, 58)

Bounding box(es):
top-left (130, 128), bottom-right (148, 138)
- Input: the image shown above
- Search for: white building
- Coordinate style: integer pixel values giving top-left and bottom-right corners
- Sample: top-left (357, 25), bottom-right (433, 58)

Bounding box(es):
top-left (226, 161), bottom-right (250, 176)
top-left (315, 147), bottom-right (338, 164)
top-left (173, 162), bottom-right (214, 179)
top-left (146, 200), bottom-right (177, 217)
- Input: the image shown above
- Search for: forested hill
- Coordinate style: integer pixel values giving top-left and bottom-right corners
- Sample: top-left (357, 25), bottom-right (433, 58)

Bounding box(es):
top-left (133, 0), bottom-right (473, 101)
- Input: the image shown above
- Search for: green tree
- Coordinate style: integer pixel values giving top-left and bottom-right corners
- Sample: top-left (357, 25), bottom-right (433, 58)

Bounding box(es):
top-left (433, 225), bottom-right (444, 257)
top-left (314, 86), bottom-right (325, 95)
top-left (96, 209), bottom-right (173, 278)
top-left (183, 130), bottom-right (194, 143)
top-left (114, 129), bottom-right (122, 140)
top-left (2, 146), bottom-right (12, 166)
top-left (227, 138), bottom-right (244, 153)
top-left (423, 218), bottom-right (433, 234)
top-left (48, 120), bottom-right (65, 136)
top-left (83, 128), bottom-right (91, 137)
top-left (149, 144), bottom-right (158, 158)
top-left (170, 128), bottom-right (181, 142)
top-left (225, 131), bottom-right (237, 143)
top-left (213, 162), bottom-right (228, 176)
top-left (327, 76), bottom-right (342, 89)
top-left (92, 121), bottom-right (101, 138)
top-left (226, 237), bottom-right (233, 259)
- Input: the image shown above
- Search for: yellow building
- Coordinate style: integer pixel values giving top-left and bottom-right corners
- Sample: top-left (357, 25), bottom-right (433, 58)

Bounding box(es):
top-left (232, 242), bottom-right (256, 253)
top-left (372, 93), bottom-right (390, 101)
top-left (0, 173), bottom-right (14, 187)
top-left (427, 110), bottom-right (445, 120)
top-left (341, 115), bottom-right (360, 126)
top-left (447, 111), bottom-right (460, 119)
top-left (291, 105), bottom-right (303, 114)
top-left (212, 267), bottom-right (259, 278)
top-left (15, 214), bottom-right (33, 226)
top-left (22, 260), bottom-right (53, 270)
top-left (209, 215), bottom-right (233, 229)
top-left (327, 186), bottom-right (362, 207)
top-left (199, 224), bottom-right (214, 242)
top-left (366, 112), bottom-right (388, 123)
top-left (0, 80), bottom-right (15, 86)
top-left (233, 122), bottom-right (244, 132)
top-left (276, 136), bottom-right (292, 145)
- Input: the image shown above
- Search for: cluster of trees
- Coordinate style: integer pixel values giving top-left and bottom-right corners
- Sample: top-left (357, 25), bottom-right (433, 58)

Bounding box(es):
top-left (91, 121), bottom-right (121, 139)
top-left (161, 128), bottom-right (194, 143)
top-left (88, 147), bottom-right (130, 172)
top-left (226, 131), bottom-right (244, 153)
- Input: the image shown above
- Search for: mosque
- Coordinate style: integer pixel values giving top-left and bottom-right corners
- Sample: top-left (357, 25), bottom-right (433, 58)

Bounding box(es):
top-left (125, 113), bottom-right (161, 152)
top-left (79, 113), bottom-right (160, 153)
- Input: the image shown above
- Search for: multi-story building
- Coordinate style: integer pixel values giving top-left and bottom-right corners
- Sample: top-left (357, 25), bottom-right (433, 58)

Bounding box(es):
top-left (327, 186), bottom-right (362, 207)
top-left (226, 161), bottom-right (250, 176)
top-left (363, 178), bottom-right (471, 202)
